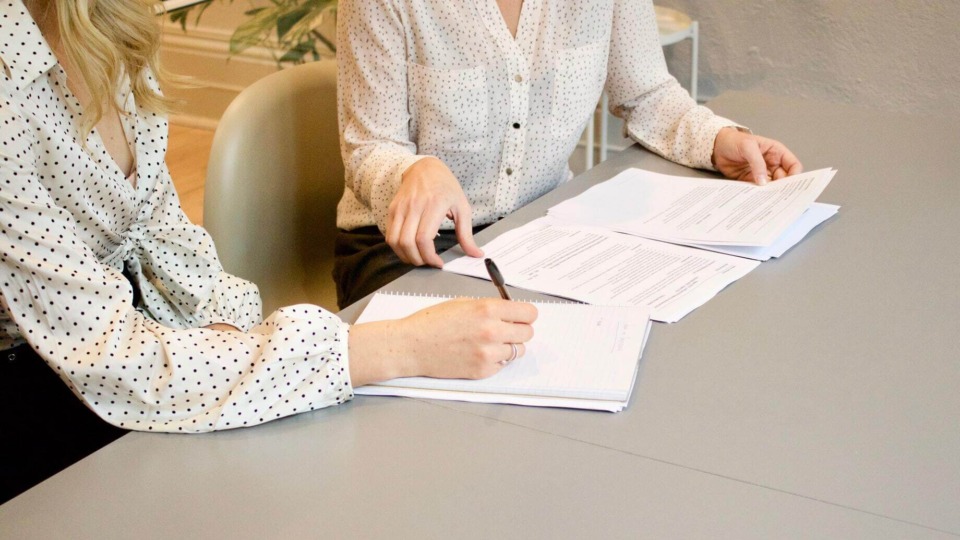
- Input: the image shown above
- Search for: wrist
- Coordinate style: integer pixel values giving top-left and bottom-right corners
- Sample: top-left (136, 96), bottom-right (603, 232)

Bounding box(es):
top-left (348, 320), bottom-right (421, 386)
top-left (401, 156), bottom-right (441, 183)
top-left (711, 127), bottom-right (737, 169)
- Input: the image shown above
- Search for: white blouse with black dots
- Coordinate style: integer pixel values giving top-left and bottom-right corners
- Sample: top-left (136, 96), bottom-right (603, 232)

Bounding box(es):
top-left (0, 1), bottom-right (353, 432)
top-left (336, 0), bottom-right (740, 233)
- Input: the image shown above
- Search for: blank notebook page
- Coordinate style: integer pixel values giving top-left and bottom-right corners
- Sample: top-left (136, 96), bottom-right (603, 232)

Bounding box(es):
top-left (354, 293), bottom-right (651, 401)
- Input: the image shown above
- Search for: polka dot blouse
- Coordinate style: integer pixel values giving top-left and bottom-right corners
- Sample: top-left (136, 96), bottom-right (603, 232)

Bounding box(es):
top-left (0, 1), bottom-right (353, 433)
top-left (336, 0), bottom-right (739, 233)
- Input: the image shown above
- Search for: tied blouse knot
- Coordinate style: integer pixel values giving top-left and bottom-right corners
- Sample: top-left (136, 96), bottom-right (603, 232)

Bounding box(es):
top-left (100, 209), bottom-right (225, 328)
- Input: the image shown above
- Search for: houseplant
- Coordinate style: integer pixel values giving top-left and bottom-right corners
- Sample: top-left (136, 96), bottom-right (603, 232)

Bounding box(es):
top-left (170, 0), bottom-right (337, 65)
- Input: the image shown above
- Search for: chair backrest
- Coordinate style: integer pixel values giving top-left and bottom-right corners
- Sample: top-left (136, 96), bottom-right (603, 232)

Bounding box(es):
top-left (204, 60), bottom-right (342, 314)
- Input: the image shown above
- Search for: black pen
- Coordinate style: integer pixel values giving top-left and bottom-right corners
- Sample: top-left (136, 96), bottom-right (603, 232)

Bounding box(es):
top-left (484, 258), bottom-right (512, 301)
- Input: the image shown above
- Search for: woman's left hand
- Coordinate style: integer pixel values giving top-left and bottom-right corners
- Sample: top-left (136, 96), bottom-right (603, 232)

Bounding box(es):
top-left (712, 127), bottom-right (803, 185)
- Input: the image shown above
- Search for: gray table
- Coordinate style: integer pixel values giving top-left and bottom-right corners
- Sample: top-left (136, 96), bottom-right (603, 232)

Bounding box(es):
top-left (2, 92), bottom-right (958, 539)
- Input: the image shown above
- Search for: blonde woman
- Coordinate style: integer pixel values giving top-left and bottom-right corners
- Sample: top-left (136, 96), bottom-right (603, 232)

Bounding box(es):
top-left (0, 0), bottom-right (536, 503)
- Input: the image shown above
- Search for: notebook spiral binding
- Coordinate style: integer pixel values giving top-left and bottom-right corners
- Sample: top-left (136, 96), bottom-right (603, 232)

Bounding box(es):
top-left (376, 290), bottom-right (579, 305)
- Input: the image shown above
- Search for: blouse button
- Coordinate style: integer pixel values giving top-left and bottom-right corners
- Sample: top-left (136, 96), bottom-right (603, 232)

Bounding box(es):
top-left (514, 74), bottom-right (523, 83)
top-left (512, 122), bottom-right (521, 129)
top-left (505, 168), bottom-right (514, 176)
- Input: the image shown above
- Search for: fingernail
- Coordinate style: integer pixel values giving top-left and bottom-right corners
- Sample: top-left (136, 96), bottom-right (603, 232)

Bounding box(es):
top-left (756, 175), bottom-right (769, 186)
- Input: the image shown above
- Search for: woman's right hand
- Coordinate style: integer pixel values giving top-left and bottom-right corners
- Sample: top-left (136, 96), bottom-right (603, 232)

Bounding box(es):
top-left (348, 298), bottom-right (538, 387)
top-left (386, 157), bottom-right (484, 267)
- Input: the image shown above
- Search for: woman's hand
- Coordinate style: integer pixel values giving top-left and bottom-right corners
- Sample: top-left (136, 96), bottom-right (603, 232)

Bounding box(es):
top-left (712, 127), bottom-right (803, 185)
top-left (386, 157), bottom-right (483, 267)
top-left (348, 298), bottom-right (538, 387)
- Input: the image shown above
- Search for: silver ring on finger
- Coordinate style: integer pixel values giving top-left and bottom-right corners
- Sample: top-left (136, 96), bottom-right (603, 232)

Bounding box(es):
top-left (499, 343), bottom-right (519, 365)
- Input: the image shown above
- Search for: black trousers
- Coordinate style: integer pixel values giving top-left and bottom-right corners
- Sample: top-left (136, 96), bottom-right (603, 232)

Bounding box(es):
top-left (333, 225), bottom-right (488, 309)
top-left (0, 344), bottom-right (126, 504)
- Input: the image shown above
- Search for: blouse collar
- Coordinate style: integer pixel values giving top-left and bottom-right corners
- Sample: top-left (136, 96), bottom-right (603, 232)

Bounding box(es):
top-left (0, 0), bottom-right (59, 92)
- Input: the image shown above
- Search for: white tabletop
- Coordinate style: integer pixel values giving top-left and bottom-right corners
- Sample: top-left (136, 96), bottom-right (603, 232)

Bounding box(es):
top-left (2, 92), bottom-right (958, 539)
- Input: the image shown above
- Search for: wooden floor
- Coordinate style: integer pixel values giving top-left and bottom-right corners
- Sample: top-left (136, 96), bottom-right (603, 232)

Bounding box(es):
top-left (167, 124), bottom-right (214, 225)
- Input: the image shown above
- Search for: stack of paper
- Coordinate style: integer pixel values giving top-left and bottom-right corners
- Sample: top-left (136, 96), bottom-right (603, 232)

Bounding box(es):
top-left (547, 168), bottom-right (838, 260)
top-left (354, 293), bottom-right (652, 412)
top-left (444, 168), bottom-right (839, 322)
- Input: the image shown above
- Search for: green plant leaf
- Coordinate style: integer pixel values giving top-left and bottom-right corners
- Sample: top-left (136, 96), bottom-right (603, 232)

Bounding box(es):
top-left (311, 29), bottom-right (336, 54)
top-left (193, 1), bottom-right (215, 25)
top-left (279, 4), bottom-right (331, 47)
top-left (278, 41), bottom-right (314, 63)
top-left (177, 0), bottom-right (339, 64)
top-left (229, 7), bottom-right (280, 54)
top-left (276, 5), bottom-right (313, 40)
top-left (169, 9), bottom-right (189, 31)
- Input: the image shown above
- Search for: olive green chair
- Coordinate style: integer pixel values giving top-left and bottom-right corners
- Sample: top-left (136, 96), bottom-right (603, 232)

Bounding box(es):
top-left (204, 60), bottom-right (342, 315)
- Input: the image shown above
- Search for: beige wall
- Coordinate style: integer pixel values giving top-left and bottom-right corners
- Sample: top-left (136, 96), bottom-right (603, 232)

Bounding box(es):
top-left (160, 1), bottom-right (284, 128)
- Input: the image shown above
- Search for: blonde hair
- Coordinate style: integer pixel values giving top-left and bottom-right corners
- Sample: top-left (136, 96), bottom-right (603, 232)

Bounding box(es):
top-left (52, 0), bottom-right (175, 136)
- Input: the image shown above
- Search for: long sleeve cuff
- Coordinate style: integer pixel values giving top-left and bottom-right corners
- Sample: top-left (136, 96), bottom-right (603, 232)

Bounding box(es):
top-left (364, 152), bottom-right (433, 234)
top-left (691, 114), bottom-right (749, 171)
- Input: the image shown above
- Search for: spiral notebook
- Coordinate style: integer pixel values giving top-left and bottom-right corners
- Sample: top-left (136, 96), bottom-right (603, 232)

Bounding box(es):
top-left (353, 292), bottom-right (652, 412)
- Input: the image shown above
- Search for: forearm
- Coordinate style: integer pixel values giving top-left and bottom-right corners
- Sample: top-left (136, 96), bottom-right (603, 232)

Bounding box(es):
top-left (607, 0), bottom-right (738, 170)
top-left (344, 146), bottom-right (428, 230)
top-left (2, 222), bottom-right (352, 433)
top-left (66, 307), bottom-right (351, 432)
top-left (620, 86), bottom-right (737, 170)
top-left (338, 0), bottom-right (425, 229)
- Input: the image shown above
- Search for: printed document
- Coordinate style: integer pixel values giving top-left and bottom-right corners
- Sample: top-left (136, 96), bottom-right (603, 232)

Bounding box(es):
top-left (548, 168), bottom-right (836, 247)
top-left (682, 202), bottom-right (839, 260)
top-left (444, 216), bottom-right (759, 323)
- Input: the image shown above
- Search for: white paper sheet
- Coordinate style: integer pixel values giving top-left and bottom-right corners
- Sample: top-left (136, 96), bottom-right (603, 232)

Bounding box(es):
top-left (444, 216), bottom-right (759, 323)
top-left (548, 168), bottom-right (836, 247)
top-left (680, 203), bottom-right (840, 260)
top-left (356, 385), bottom-right (633, 412)
top-left (354, 293), bottom-right (652, 412)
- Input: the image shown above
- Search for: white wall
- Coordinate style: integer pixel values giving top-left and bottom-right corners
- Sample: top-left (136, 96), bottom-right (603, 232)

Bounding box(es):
top-left (657, 0), bottom-right (960, 116)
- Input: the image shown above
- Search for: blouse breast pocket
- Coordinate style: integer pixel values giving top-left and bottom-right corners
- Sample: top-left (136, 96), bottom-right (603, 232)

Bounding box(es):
top-left (551, 41), bottom-right (609, 141)
top-left (408, 62), bottom-right (489, 154)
